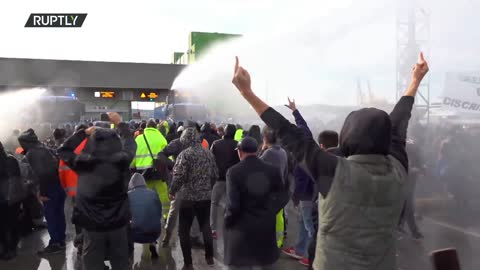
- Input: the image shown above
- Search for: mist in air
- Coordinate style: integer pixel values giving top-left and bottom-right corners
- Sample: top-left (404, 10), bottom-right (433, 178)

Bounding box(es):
top-left (172, 0), bottom-right (480, 122)
top-left (0, 88), bottom-right (46, 142)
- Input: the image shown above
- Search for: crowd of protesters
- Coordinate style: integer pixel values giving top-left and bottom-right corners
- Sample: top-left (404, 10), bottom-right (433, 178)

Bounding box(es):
top-left (0, 53), bottom-right (469, 270)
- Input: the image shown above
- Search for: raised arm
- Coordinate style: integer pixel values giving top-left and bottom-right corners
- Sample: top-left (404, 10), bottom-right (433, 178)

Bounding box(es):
top-left (389, 52), bottom-right (429, 170)
top-left (117, 122), bottom-right (136, 161)
top-left (232, 57), bottom-right (338, 197)
top-left (285, 97), bottom-right (313, 138)
top-left (57, 129), bottom-right (88, 169)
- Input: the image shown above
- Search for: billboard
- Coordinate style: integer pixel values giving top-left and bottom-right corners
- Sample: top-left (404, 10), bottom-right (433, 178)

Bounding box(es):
top-left (442, 72), bottom-right (480, 113)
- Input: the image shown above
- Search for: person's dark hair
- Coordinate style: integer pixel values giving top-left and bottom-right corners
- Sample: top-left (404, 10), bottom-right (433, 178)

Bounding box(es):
top-left (262, 126), bottom-right (277, 145)
top-left (169, 122), bottom-right (177, 135)
top-left (247, 125), bottom-right (262, 145)
top-left (155, 119), bottom-right (160, 124)
top-left (147, 119), bottom-right (157, 128)
top-left (140, 122), bottom-right (147, 129)
top-left (224, 124), bottom-right (236, 139)
top-left (88, 122), bottom-right (94, 127)
top-left (53, 128), bottom-right (66, 140)
top-left (100, 113), bottom-right (110, 122)
top-left (217, 126), bottom-right (225, 136)
top-left (200, 122), bottom-right (210, 133)
top-left (75, 124), bottom-right (88, 132)
top-left (210, 123), bottom-right (217, 132)
top-left (318, 130), bottom-right (339, 149)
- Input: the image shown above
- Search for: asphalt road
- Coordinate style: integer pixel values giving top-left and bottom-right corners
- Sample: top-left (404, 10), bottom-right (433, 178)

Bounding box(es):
top-left (1, 198), bottom-right (480, 270)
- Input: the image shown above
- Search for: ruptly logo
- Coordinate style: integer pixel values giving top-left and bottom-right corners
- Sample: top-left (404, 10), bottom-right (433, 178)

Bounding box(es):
top-left (25, 13), bottom-right (87, 28)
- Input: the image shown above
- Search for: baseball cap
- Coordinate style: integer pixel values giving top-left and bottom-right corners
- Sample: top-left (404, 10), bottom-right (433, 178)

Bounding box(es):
top-left (236, 137), bottom-right (258, 153)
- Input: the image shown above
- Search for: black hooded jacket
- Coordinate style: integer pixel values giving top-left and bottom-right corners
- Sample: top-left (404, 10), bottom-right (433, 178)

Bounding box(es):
top-left (18, 129), bottom-right (60, 196)
top-left (165, 123), bottom-right (179, 143)
top-left (260, 96), bottom-right (413, 198)
top-left (210, 124), bottom-right (240, 182)
top-left (58, 125), bottom-right (136, 231)
top-left (201, 123), bottom-right (220, 147)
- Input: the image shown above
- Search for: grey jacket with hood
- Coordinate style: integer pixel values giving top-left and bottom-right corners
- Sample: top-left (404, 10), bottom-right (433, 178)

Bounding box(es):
top-left (260, 96), bottom-right (415, 270)
top-left (170, 128), bottom-right (218, 201)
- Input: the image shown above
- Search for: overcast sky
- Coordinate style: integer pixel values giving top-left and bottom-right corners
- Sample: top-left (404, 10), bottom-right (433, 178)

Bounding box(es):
top-left (0, 0), bottom-right (479, 106)
top-left (0, 0), bottom-right (305, 63)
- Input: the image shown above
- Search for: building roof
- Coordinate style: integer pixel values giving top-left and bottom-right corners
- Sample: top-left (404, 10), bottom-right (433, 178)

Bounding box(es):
top-left (0, 57), bottom-right (186, 89)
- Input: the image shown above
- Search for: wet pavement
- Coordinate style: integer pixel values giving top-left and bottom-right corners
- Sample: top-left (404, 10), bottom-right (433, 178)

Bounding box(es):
top-left (2, 198), bottom-right (480, 270)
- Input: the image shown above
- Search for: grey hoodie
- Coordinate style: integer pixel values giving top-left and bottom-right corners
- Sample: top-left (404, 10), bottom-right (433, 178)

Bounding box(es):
top-left (128, 172), bottom-right (147, 190)
top-left (128, 173), bottom-right (162, 232)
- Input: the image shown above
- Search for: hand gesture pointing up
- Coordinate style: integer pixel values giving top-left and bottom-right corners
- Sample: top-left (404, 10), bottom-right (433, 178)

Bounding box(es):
top-left (232, 56), bottom-right (252, 96)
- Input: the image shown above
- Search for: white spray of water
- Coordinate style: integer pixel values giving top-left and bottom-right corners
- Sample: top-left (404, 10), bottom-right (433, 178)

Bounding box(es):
top-left (0, 88), bottom-right (46, 142)
top-left (172, 0), bottom-right (480, 122)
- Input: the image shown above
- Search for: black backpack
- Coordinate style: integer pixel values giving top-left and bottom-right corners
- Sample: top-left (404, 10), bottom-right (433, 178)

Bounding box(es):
top-left (7, 155), bottom-right (28, 205)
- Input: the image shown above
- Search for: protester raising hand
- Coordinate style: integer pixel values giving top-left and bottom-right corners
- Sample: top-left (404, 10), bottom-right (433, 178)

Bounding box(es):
top-left (285, 97), bottom-right (297, 112)
top-left (85, 126), bottom-right (97, 136)
top-left (412, 52), bottom-right (429, 82)
top-left (232, 57), bottom-right (269, 115)
top-left (232, 56), bottom-right (252, 96)
top-left (405, 52), bottom-right (429, 97)
top-left (107, 112), bottom-right (122, 126)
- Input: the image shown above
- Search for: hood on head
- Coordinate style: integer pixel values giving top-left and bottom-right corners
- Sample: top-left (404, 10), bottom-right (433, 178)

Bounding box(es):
top-left (18, 128), bottom-right (40, 152)
top-left (224, 124), bottom-right (236, 139)
top-left (84, 128), bottom-right (122, 158)
top-left (128, 173), bottom-right (146, 190)
top-left (201, 122), bottom-right (211, 133)
top-left (180, 127), bottom-right (200, 148)
top-left (185, 120), bottom-right (197, 129)
top-left (53, 128), bottom-right (66, 140)
top-left (339, 108), bottom-right (391, 157)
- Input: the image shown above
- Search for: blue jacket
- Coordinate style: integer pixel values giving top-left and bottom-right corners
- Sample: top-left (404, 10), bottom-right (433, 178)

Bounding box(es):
top-left (128, 173), bottom-right (162, 234)
top-left (292, 110), bottom-right (315, 202)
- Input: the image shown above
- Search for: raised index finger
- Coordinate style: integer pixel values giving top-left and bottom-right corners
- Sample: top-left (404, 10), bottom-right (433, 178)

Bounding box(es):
top-left (234, 56), bottom-right (239, 74)
top-left (418, 52), bottom-right (425, 64)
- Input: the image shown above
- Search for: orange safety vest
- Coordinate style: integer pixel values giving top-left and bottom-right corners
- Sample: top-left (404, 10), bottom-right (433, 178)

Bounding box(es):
top-left (59, 139), bottom-right (88, 197)
top-left (15, 147), bottom-right (24, 155)
top-left (202, 139), bottom-right (209, 149)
